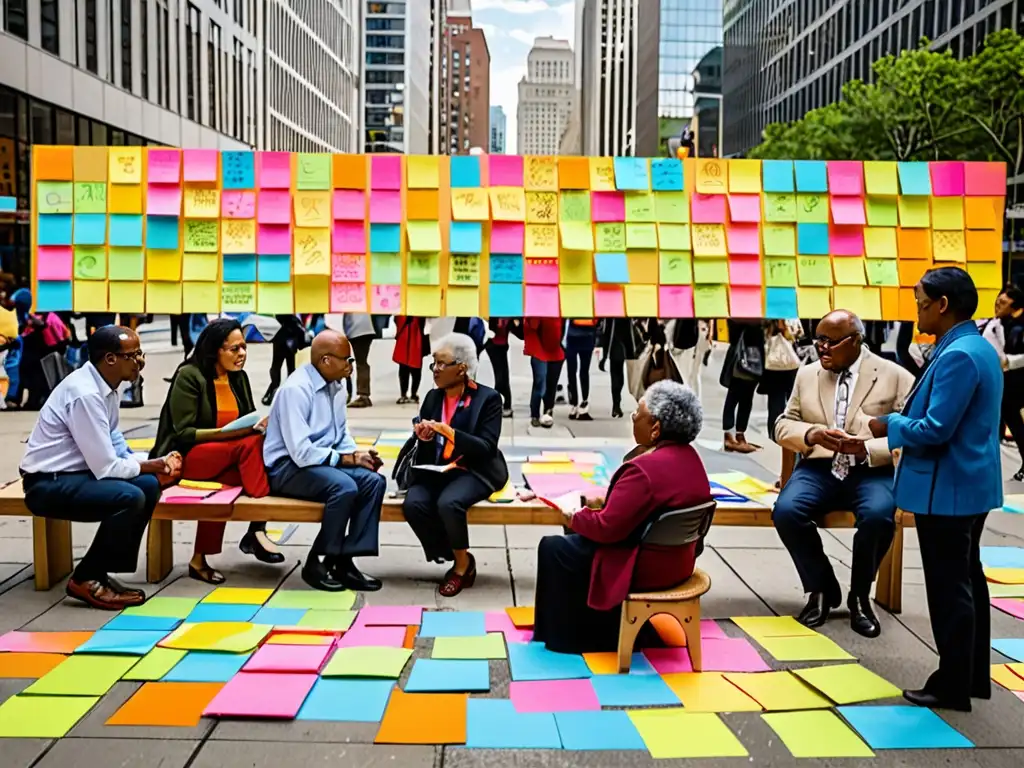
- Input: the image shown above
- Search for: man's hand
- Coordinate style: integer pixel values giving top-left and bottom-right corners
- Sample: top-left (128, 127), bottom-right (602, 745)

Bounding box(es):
top-left (353, 451), bottom-right (379, 470)
top-left (836, 437), bottom-right (868, 462)
top-left (165, 452), bottom-right (183, 473)
top-left (806, 427), bottom-right (847, 453)
top-left (255, 415), bottom-right (269, 433)
top-left (367, 448), bottom-right (383, 471)
top-left (140, 456), bottom-right (178, 476)
top-left (868, 417), bottom-right (888, 438)
top-left (414, 422), bottom-right (435, 441)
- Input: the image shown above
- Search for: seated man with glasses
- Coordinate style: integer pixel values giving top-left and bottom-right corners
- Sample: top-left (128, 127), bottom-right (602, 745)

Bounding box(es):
top-left (772, 310), bottom-right (915, 637)
top-left (263, 329), bottom-right (387, 592)
top-left (19, 326), bottom-right (181, 609)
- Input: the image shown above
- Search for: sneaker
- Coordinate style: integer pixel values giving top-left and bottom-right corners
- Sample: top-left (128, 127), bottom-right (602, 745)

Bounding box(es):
top-left (502, 407), bottom-right (513, 419)
top-left (576, 402), bottom-right (593, 421)
top-left (568, 406), bottom-right (579, 420)
top-left (1013, 466), bottom-right (1024, 483)
top-left (530, 417), bottom-right (542, 428)
top-left (539, 413), bottom-right (554, 428)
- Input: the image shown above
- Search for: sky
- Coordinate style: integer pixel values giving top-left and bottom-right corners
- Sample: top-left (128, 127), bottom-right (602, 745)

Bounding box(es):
top-left (473, 0), bottom-right (576, 153)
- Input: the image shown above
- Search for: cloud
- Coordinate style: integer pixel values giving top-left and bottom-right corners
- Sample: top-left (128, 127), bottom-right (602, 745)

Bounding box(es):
top-left (474, 0), bottom-right (567, 13)
top-left (508, 29), bottom-right (537, 46)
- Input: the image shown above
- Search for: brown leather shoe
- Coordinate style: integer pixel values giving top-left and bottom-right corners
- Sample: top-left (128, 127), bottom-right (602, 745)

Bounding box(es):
top-left (66, 579), bottom-right (146, 610)
top-left (348, 396), bottom-right (372, 409)
top-left (106, 576), bottom-right (145, 598)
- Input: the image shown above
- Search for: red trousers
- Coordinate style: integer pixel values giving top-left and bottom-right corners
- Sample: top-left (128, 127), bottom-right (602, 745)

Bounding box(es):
top-left (183, 434), bottom-right (270, 556)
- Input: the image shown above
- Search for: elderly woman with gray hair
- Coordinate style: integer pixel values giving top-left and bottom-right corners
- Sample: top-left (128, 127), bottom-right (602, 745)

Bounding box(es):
top-left (403, 333), bottom-right (509, 597)
top-left (532, 380), bottom-right (712, 654)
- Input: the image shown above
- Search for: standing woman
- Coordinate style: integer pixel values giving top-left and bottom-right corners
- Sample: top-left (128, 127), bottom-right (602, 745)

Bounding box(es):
top-left (262, 314), bottom-right (310, 406)
top-left (983, 285), bottom-right (1024, 480)
top-left (759, 319), bottom-right (803, 442)
top-left (869, 267), bottom-right (1003, 711)
top-left (152, 318), bottom-right (285, 584)
top-left (599, 318), bottom-right (643, 418)
top-left (524, 318), bottom-right (565, 428)
top-left (720, 319), bottom-right (764, 453)
top-left (484, 318), bottom-right (514, 418)
top-left (393, 316), bottom-right (428, 404)
top-left (565, 319), bottom-right (598, 421)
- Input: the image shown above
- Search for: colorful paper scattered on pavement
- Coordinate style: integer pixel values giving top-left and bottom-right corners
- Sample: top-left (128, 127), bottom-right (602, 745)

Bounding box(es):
top-left (837, 705), bottom-right (975, 749)
top-left (762, 710), bottom-right (874, 758)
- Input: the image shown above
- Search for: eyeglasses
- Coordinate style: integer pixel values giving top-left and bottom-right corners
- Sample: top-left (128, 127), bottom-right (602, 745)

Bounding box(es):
top-left (813, 333), bottom-right (858, 350)
top-left (323, 353), bottom-right (355, 365)
top-left (115, 351), bottom-right (146, 364)
top-left (430, 360), bottom-right (460, 371)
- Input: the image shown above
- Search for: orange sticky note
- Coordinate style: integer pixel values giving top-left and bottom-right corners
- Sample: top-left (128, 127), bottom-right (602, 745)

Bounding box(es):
top-left (651, 614), bottom-right (688, 646)
top-left (896, 228), bottom-right (931, 260)
top-left (73, 146), bottom-right (108, 182)
top-left (898, 259), bottom-right (931, 287)
top-left (403, 625), bottom-right (418, 650)
top-left (34, 146), bottom-right (74, 180)
top-left (375, 690), bottom-right (468, 745)
top-left (106, 682), bottom-right (224, 727)
top-left (964, 196), bottom-right (1002, 230)
top-left (108, 183), bottom-right (144, 214)
top-left (559, 157), bottom-right (590, 189)
top-left (505, 606), bottom-right (535, 628)
top-left (333, 154), bottom-right (367, 189)
top-left (880, 287), bottom-right (900, 321)
top-left (407, 189), bottom-right (440, 221)
top-left (627, 250), bottom-right (660, 284)
top-left (966, 229), bottom-right (1001, 262)
top-left (0, 653), bottom-right (67, 678)
top-left (899, 287), bottom-right (918, 320)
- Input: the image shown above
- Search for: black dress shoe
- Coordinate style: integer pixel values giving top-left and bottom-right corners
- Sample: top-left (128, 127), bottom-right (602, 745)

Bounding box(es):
top-left (797, 591), bottom-right (840, 628)
top-left (332, 558), bottom-right (382, 592)
top-left (239, 531), bottom-right (286, 564)
top-left (261, 386), bottom-right (277, 407)
top-left (301, 560), bottom-right (347, 592)
top-left (903, 688), bottom-right (971, 712)
top-left (848, 593), bottom-right (881, 638)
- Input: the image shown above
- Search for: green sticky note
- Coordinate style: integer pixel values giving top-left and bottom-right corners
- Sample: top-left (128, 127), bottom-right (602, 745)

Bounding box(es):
top-left (560, 221), bottom-right (594, 251)
top-left (657, 223), bottom-right (690, 250)
top-left (407, 220), bottom-right (442, 252)
top-left (764, 193), bottom-right (797, 222)
top-left (122, 648), bottom-right (187, 681)
top-left (184, 219), bottom-right (218, 252)
top-left (122, 596), bottom-right (200, 619)
top-left (865, 196), bottom-right (898, 226)
top-left (764, 257), bottom-right (797, 287)
top-left (626, 223), bottom-right (658, 249)
top-left (407, 253), bottom-right (440, 285)
top-left (266, 590), bottom-right (357, 610)
top-left (221, 283), bottom-right (256, 313)
top-left (371, 252), bottom-right (402, 284)
top-left (296, 609), bottom-right (358, 631)
top-left (659, 251), bottom-right (693, 284)
top-left (797, 256), bottom-right (833, 286)
top-left (693, 257), bottom-right (728, 284)
top-left (258, 282), bottom-right (293, 313)
top-left (655, 191), bottom-right (689, 223)
top-left (865, 258), bottom-right (899, 286)
top-left (796, 193), bottom-right (829, 223)
top-left (432, 633), bottom-right (507, 660)
top-left (693, 284), bottom-right (729, 316)
top-left (793, 664), bottom-right (901, 705)
top-left (595, 222), bottom-right (626, 251)
top-left (73, 246), bottom-right (107, 279)
top-left (296, 152), bottom-right (332, 190)
top-left (559, 191), bottom-right (591, 222)
top-left (74, 182), bottom-right (107, 213)
top-left (25, 655), bottom-right (138, 696)
top-left (898, 196), bottom-right (930, 227)
top-left (37, 181), bottom-right (74, 214)
top-left (832, 257), bottom-right (866, 286)
top-left (322, 646), bottom-right (412, 678)
top-left (763, 224), bottom-right (796, 256)
top-left (108, 247), bottom-right (144, 280)
top-left (762, 711), bottom-right (874, 758)
top-left (629, 710), bottom-right (748, 758)
top-left (755, 634), bottom-right (855, 662)
top-left (625, 192), bottom-right (656, 222)
top-left (0, 695), bottom-right (100, 738)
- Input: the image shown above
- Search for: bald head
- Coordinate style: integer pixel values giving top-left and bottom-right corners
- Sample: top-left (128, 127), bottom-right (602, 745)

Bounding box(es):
top-left (310, 329), bottom-right (352, 382)
top-left (815, 310), bottom-right (864, 371)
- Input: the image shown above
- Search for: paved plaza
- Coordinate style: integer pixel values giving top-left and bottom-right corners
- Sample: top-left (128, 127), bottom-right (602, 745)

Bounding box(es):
top-left (1, 321), bottom-right (1024, 766)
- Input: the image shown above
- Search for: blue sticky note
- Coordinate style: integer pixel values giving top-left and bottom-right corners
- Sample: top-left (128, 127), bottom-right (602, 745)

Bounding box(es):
top-left (163, 651), bottom-right (251, 682)
top-left (555, 711), bottom-right (647, 750)
top-left (981, 547), bottom-right (1024, 568)
top-left (222, 151), bottom-right (256, 189)
top-left (297, 679), bottom-right (394, 722)
top-left (251, 606), bottom-right (307, 626)
top-left (72, 213), bottom-right (107, 245)
top-left (590, 674), bottom-right (679, 707)
top-left (993, 639), bottom-right (1024, 662)
top-left (837, 705), bottom-right (973, 749)
top-left (765, 287), bottom-right (798, 318)
top-left (146, 215), bottom-right (179, 249)
top-left (186, 603), bottom-right (258, 623)
top-left (35, 280), bottom-right (72, 311)
top-left (466, 699), bottom-right (562, 749)
top-left (369, 223), bottom-right (401, 253)
top-left (419, 611), bottom-right (486, 638)
top-left (0, 196), bottom-right (15, 212)
top-left (897, 162), bottom-right (932, 195)
top-left (37, 214), bottom-right (73, 245)
top-left (257, 255), bottom-right (292, 283)
top-left (490, 254), bottom-right (523, 283)
top-left (763, 160), bottom-right (795, 193)
top-left (450, 155), bottom-right (481, 188)
top-left (109, 214), bottom-right (144, 246)
top-left (223, 254), bottom-right (257, 282)
top-left (508, 642), bottom-right (593, 681)
top-left (489, 283), bottom-right (524, 316)
top-left (613, 157), bottom-right (650, 190)
top-left (651, 158), bottom-right (683, 191)
top-left (76, 630), bottom-right (167, 655)
top-left (797, 223), bottom-right (829, 255)
top-left (102, 615), bottom-right (181, 632)
top-left (794, 160), bottom-right (828, 192)
top-left (450, 221), bottom-right (483, 254)
top-left (594, 252), bottom-right (629, 283)
top-left (405, 659), bottom-right (490, 692)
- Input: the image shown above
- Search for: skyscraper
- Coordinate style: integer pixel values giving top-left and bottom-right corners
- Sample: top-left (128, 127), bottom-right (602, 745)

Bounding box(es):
top-left (490, 106), bottom-right (507, 154)
top-left (516, 37), bottom-right (574, 156)
top-left (442, 6), bottom-right (491, 154)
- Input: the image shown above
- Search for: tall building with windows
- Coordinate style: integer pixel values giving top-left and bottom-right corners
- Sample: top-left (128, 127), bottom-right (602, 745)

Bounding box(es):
top-left (517, 37), bottom-right (574, 156)
top-left (489, 105), bottom-right (506, 153)
top-left (441, 7), bottom-right (490, 154)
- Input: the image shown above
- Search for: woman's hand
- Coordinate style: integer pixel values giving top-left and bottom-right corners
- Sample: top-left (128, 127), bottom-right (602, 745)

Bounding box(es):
top-left (255, 415), bottom-right (269, 433)
top-left (414, 421), bottom-right (435, 441)
top-left (868, 417), bottom-right (888, 438)
top-left (561, 509), bottom-right (575, 528)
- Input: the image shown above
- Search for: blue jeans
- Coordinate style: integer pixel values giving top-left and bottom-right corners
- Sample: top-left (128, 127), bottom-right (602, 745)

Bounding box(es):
top-left (530, 357), bottom-right (548, 418)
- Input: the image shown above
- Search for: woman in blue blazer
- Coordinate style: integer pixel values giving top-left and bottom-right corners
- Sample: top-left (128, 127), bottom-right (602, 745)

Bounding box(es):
top-left (870, 267), bottom-right (1003, 712)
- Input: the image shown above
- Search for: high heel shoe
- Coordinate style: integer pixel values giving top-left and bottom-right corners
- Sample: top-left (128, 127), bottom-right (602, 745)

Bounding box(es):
top-left (439, 554), bottom-right (476, 597)
top-left (239, 531), bottom-right (286, 564)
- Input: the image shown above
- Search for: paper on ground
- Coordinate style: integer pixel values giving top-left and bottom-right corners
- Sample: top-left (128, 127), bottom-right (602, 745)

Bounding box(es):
top-left (793, 664), bottom-right (901, 704)
top-left (628, 709), bottom-right (748, 758)
top-left (762, 710), bottom-right (874, 757)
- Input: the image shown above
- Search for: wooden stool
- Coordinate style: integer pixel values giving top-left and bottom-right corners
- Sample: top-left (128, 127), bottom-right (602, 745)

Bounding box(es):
top-left (617, 568), bottom-right (712, 674)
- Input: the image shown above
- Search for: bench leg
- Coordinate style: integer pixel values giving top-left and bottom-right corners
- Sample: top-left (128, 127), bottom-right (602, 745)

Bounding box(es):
top-left (32, 517), bottom-right (73, 591)
top-left (147, 520), bottom-right (174, 584)
top-left (676, 602), bottom-right (703, 672)
top-left (874, 519), bottom-right (904, 614)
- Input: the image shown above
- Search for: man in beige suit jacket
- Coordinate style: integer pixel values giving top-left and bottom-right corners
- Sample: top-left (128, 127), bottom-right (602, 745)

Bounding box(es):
top-left (773, 310), bottom-right (915, 638)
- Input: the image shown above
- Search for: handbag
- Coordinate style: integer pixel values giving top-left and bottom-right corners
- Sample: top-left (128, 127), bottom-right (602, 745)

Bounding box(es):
top-left (391, 433), bottom-right (420, 491)
top-left (765, 334), bottom-right (801, 371)
top-left (627, 343), bottom-right (684, 402)
top-left (732, 335), bottom-right (764, 380)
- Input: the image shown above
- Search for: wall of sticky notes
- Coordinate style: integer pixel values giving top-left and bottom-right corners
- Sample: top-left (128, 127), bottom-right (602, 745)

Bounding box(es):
top-left (30, 147), bottom-right (1007, 319)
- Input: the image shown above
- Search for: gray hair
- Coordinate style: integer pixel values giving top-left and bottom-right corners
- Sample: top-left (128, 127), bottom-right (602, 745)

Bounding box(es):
top-left (643, 381), bottom-right (702, 444)
top-left (434, 332), bottom-right (479, 378)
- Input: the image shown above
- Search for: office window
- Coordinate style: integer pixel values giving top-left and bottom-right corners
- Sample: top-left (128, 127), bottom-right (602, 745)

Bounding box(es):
top-left (85, 0), bottom-right (98, 73)
top-left (186, 3), bottom-right (200, 121)
top-left (3, 0), bottom-right (28, 40)
top-left (140, 0), bottom-right (149, 98)
top-left (108, 0), bottom-right (117, 83)
top-left (209, 21), bottom-right (221, 130)
top-left (158, 2), bottom-right (170, 108)
top-left (41, 0), bottom-right (59, 54)
top-left (121, 0), bottom-right (133, 90)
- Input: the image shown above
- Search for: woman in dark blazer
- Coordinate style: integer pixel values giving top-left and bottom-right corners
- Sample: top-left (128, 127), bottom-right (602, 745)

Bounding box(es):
top-left (152, 318), bottom-right (284, 584)
top-left (403, 333), bottom-right (509, 597)
top-left (532, 380), bottom-right (711, 654)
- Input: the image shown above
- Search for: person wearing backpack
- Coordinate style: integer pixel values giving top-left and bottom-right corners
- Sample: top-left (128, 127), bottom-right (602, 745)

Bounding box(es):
top-left (719, 320), bottom-right (764, 453)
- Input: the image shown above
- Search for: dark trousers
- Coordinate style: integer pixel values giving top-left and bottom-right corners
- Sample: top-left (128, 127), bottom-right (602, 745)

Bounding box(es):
top-left (722, 377), bottom-right (757, 432)
top-left (22, 471), bottom-right (160, 582)
top-left (268, 459), bottom-right (386, 560)
top-left (565, 345), bottom-right (594, 406)
top-left (1001, 388), bottom-right (1024, 466)
top-left (529, 357), bottom-right (554, 419)
top-left (398, 364), bottom-right (422, 398)
top-left (763, 370), bottom-right (797, 442)
top-left (917, 512), bottom-right (991, 702)
top-left (773, 459), bottom-right (896, 597)
top-left (269, 338), bottom-right (297, 388)
top-left (348, 335), bottom-right (373, 398)
top-left (485, 342), bottom-right (511, 408)
top-left (609, 355), bottom-right (625, 410)
top-left (170, 315), bottom-right (194, 356)
top-left (543, 360), bottom-right (564, 413)
top-left (403, 471), bottom-right (492, 561)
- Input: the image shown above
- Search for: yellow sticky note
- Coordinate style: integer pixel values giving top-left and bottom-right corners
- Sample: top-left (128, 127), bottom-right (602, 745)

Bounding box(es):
top-left (693, 257), bottom-right (728, 284)
top-left (627, 251), bottom-right (659, 284)
top-left (968, 261), bottom-right (1003, 289)
top-left (108, 281), bottom-right (145, 313)
top-left (755, 634), bottom-right (855, 662)
top-left (108, 183), bottom-right (143, 214)
top-left (407, 220), bottom-right (442, 252)
top-left (293, 228), bottom-right (331, 275)
top-left (694, 284), bottom-right (728, 315)
top-left (257, 283), bottom-right (294, 313)
top-left (991, 664), bottom-right (1024, 691)
top-left (526, 192), bottom-right (558, 224)
top-left (222, 283), bottom-right (256, 313)
top-left (659, 251), bottom-right (692, 284)
top-left (724, 671), bottom-right (831, 711)
top-left (762, 711), bottom-right (875, 758)
top-left (728, 159), bottom-right (761, 193)
top-left (793, 664), bottom-right (902, 704)
top-left (183, 252), bottom-right (218, 282)
top-left (184, 220), bottom-right (218, 252)
top-left (898, 197), bottom-right (930, 228)
top-left (931, 197), bottom-right (965, 230)
top-left (662, 672), bottom-right (762, 712)
top-left (796, 287), bottom-right (832, 317)
top-left (985, 567), bottom-right (1024, 584)
top-left (832, 257), bottom-right (866, 286)
top-left (624, 284), bottom-right (658, 315)
top-left (589, 157), bottom-right (616, 191)
top-left (595, 222), bottom-right (626, 250)
top-left (834, 286), bottom-right (882, 319)
top-left (294, 275), bottom-right (329, 313)
top-left (407, 156), bottom-right (440, 189)
top-left (691, 224), bottom-right (727, 256)
top-left (559, 284), bottom-right (593, 317)
top-left (109, 147), bottom-right (142, 184)
top-left (147, 249), bottom-right (182, 281)
top-left (864, 227), bottom-right (897, 259)
top-left (407, 285), bottom-right (442, 315)
top-left (451, 188), bottom-right (489, 221)
top-left (696, 158), bottom-right (728, 194)
top-left (525, 156), bottom-right (557, 191)
top-left (628, 710), bottom-right (749, 759)
top-left (182, 282), bottom-right (220, 312)
top-left (559, 250), bottom-right (593, 284)
top-left (221, 219), bottom-right (256, 254)
top-left (489, 187), bottom-right (527, 221)
top-left (293, 191), bottom-right (332, 227)
top-left (865, 259), bottom-right (899, 286)
top-left (656, 192), bottom-right (689, 223)
top-left (731, 616), bottom-right (818, 638)
top-left (445, 286), bottom-right (479, 316)
top-left (525, 224), bottom-right (558, 258)
top-left (559, 221), bottom-right (594, 251)
top-left (448, 254), bottom-right (480, 286)
top-left (73, 280), bottom-right (108, 312)
top-left (932, 230), bottom-right (966, 262)
top-left (73, 146), bottom-right (109, 182)
top-left (183, 188), bottom-right (220, 218)
top-left (159, 622), bottom-right (270, 653)
top-left (203, 587), bottom-right (274, 605)
top-left (864, 161), bottom-right (898, 194)
top-left (146, 281), bottom-right (182, 314)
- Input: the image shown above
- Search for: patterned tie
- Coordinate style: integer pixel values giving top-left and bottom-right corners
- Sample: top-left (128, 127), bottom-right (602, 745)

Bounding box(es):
top-left (831, 370), bottom-right (852, 480)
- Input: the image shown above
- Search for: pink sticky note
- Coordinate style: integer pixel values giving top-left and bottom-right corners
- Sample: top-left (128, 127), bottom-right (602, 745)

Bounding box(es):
top-left (830, 225), bottom-right (865, 256)
top-left (222, 190), bottom-right (255, 219)
top-left (370, 284), bottom-right (401, 313)
top-left (331, 282), bottom-right (367, 312)
top-left (257, 190), bottom-right (292, 225)
top-left (700, 637), bottom-right (771, 672)
top-left (183, 149), bottom-right (219, 182)
top-left (333, 221), bottom-right (366, 254)
top-left (659, 286), bottom-right (694, 316)
top-left (485, 612), bottom-right (517, 634)
top-left (728, 255), bottom-right (762, 286)
top-left (523, 473), bottom-right (606, 499)
top-left (965, 162), bottom-right (1007, 196)
top-left (371, 156), bottom-right (403, 190)
top-left (729, 286), bottom-right (763, 317)
top-left (243, 643), bottom-right (332, 673)
top-left (930, 161), bottom-right (965, 196)
top-left (257, 224), bottom-right (291, 254)
top-left (203, 672), bottom-right (317, 718)
top-left (369, 190), bottom-right (402, 224)
top-left (831, 196), bottom-right (866, 225)
top-left (728, 194), bottom-right (761, 223)
top-left (36, 246), bottom-right (73, 280)
top-left (524, 286), bottom-right (560, 318)
top-left (510, 680), bottom-right (601, 713)
top-left (691, 193), bottom-right (727, 223)
top-left (147, 149), bottom-right (181, 183)
top-left (336, 625), bottom-right (407, 648)
top-left (258, 151), bottom-right (292, 189)
top-left (991, 598), bottom-right (1024, 620)
top-left (594, 287), bottom-right (625, 316)
top-left (701, 620), bottom-right (729, 640)
top-left (490, 155), bottom-right (524, 187)
top-left (643, 647), bottom-right (693, 674)
top-left (726, 224), bottom-right (760, 255)
top-left (506, 629), bottom-right (534, 643)
top-left (491, 221), bottom-right (525, 254)
top-left (592, 191), bottom-right (625, 222)
top-left (146, 184), bottom-right (182, 216)
top-left (827, 161), bottom-right (864, 195)
top-left (333, 189), bottom-right (365, 220)
top-left (162, 487), bottom-right (242, 505)
top-left (203, 487), bottom-right (243, 505)
top-left (1016, 691), bottom-right (1024, 705)
top-left (332, 253), bottom-right (366, 282)
top-left (356, 605), bottom-right (424, 627)
top-left (524, 258), bottom-right (559, 285)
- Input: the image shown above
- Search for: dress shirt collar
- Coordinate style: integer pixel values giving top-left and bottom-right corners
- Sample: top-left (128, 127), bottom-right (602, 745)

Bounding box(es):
top-left (305, 364), bottom-right (331, 392)
top-left (85, 362), bottom-right (119, 396)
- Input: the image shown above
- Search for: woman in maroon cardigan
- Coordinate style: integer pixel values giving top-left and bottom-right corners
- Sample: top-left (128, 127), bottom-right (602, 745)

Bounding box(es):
top-left (532, 380), bottom-right (711, 654)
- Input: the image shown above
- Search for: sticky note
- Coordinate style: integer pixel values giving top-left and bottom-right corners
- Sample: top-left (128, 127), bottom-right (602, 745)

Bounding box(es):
top-left (374, 690), bottom-right (468, 745)
top-left (730, 286), bottom-right (762, 317)
top-left (491, 221), bottom-right (525, 253)
top-left (728, 254), bottom-right (761, 286)
top-left (728, 193), bottom-right (761, 223)
top-left (832, 257), bottom-right (866, 286)
top-left (898, 228), bottom-right (932, 260)
top-left (222, 150), bottom-right (255, 188)
top-left (332, 154), bottom-right (366, 189)
top-left (26, 654), bottom-right (138, 696)
top-left (489, 155), bottom-right (523, 187)
top-left (656, 191), bottom-right (689, 222)
top-left (525, 224), bottom-right (557, 258)
top-left (108, 183), bottom-right (143, 213)
top-left (589, 157), bottom-right (616, 191)
top-left (370, 155), bottom-right (403, 189)
top-left (368, 252), bottom-right (401, 284)
top-left (162, 651), bottom-right (250, 682)
top-left (765, 286), bottom-right (798, 317)
top-left (797, 286), bottom-right (832, 317)
top-left (659, 250), bottom-right (692, 284)
top-left (594, 286), bottom-right (625, 316)
top-left (333, 220), bottom-right (366, 253)
top-left (490, 282), bottom-right (524, 316)
top-left (370, 223), bottom-right (402, 253)
top-left (629, 710), bottom-right (748, 758)
top-left (37, 246), bottom-right (73, 280)
top-left (797, 192), bottom-right (829, 223)
top-left (832, 197), bottom-right (866, 225)
top-left (37, 181), bottom-right (74, 214)
top-left (558, 157), bottom-right (590, 189)
top-left (257, 151), bottom-right (291, 188)
top-left (182, 148), bottom-right (218, 182)
top-left (762, 224), bottom-right (796, 257)
top-left (489, 254), bottom-right (523, 283)
top-left (298, 678), bottom-right (394, 722)
top-left (256, 282), bottom-right (294, 313)
top-left (651, 158), bottom-right (683, 191)
top-left (764, 192), bottom-right (797, 222)
top-left (694, 158), bottom-right (726, 194)
top-left (691, 193), bottom-right (726, 223)
top-left (933, 230), bottom-right (967, 261)
top-left (203, 671), bottom-right (317, 719)
top-left (35, 280), bottom-right (72, 310)
top-left (625, 223), bottom-right (656, 249)
top-left (368, 189), bottom-right (402, 224)
top-left (220, 283), bottom-right (256, 312)
top-left (796, 255), bottom-right (834, 286)
top-left (0, 695), bottom-right (99, 738)
top-left (560, 221), bottom-right (594, 250)
top-left (331, 282), bottom-right (367, 311)
top-left (108, 281), bottom-right (145, 312)
top-left (726, 224), bottom-right (760, 255)
top-left (796, 223), bottom-right (829, 255)
top-left (724, 671), bottom-right (831, 710)
top-left (614, 157), bottom-right (649, 190)
top-left (898, 196), bottom-right (931, 227)
top-left (693, 284), bottom-right (728, 316)
top-left (595, 222), bottom-right (627, 250)
top-left (967, 261), bottom-right (1003, 289)
top-left (763, 710), bottom-right (874, 758)
top-left (762, 257), bottom-right (796, 287)
top-left (693, 257), bottom-right (728, 284)
top-left (72, 213), bottom-right (107, 245)
top-left (931, 196), bottom-right (965, 229)
top-left (145, 215), bottom-right (178, 249)
top-left (448, 254), bottom-right (480, 286)
top-left (866, 258), bottom-right (899, 286)
top-left (525, 156), bottom-right (557, 190)
top-left (73, 181), bottom-right (107, 213)
top-left (594, 252), bottom-right (629, 283)
top-left (73, 280), bottom-right (108, 311)
top-left (624, 284), bottom-right (658, 316)
top-left (931, 161), bottom-right (965, 196)
top-left (728, 159), bottom-right (761, 192)
top-left (184, 219), bottom-right (218, 252)
top-left (691, 224), bottom-right (726, 256)
top-left (865, 196), bottom-right (899, 226)
top-left (897, 162), bottom-right (931, 195)
top-left (965, 161), bottom-right (1006, 195)
top-left (864, 226), bottom-right (897, 259)
top-left (223, 253), bottom-right (256, 282)
top-left (966, 229), bottom-right (1001, 262)
top-left (450, 155), bottom-right (481, 188)
top-left (837, 705), bottom-right (973, 749)
top-left (490, 187), bottom-right (527, 221)
top-left (593, 191), bottom-right (626, 222)
top-left (662, 671), bottom-right (761, 712)
top-left (763, 160), bottom-right (795, 192)
top-left (558, 284), bottom-right (593, 317)
top-left (624, 191), bottom-right (656, 222)
top-left (526, 191), bottom-right (557, 223)
top-left (827, 161), bottom-right (863, 195)
top-left (555, 710), bottom-right (646, 750)
top-left (755, 633), bottom-right (855, 661)
top-left (965, 196), bottom-right (1003, 229)
top-left (658, 285), bottom-right (694, 315)
top-left (222, 189), bottom-right (256, 218)
top-left (295, 152), bottom-right (331, 189)
top-left (108, 147), bottom-right (142, 183)
top-left (794, 160), bottom-right (828, 192)
top-left (405, 252), bottom-right (438, 285)
top-left (323, 646), bottom-right (412, 678)
top-left (406, 659), bottom-right (490, 693)
top-left (508, 642), bottom-right (592, 681)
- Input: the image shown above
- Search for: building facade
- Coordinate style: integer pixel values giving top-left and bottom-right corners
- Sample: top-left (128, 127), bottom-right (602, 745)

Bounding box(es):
top-left (441, 10), bottom-right (490, 154)
top-left (516, 36), bottom-right (574, 156)
top-left (489, 105), bottom-right (505, 153)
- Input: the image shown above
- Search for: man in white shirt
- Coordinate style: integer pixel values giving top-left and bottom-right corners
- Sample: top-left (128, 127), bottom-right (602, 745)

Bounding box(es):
top-left (20, 326), bottom-right (181, 609)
